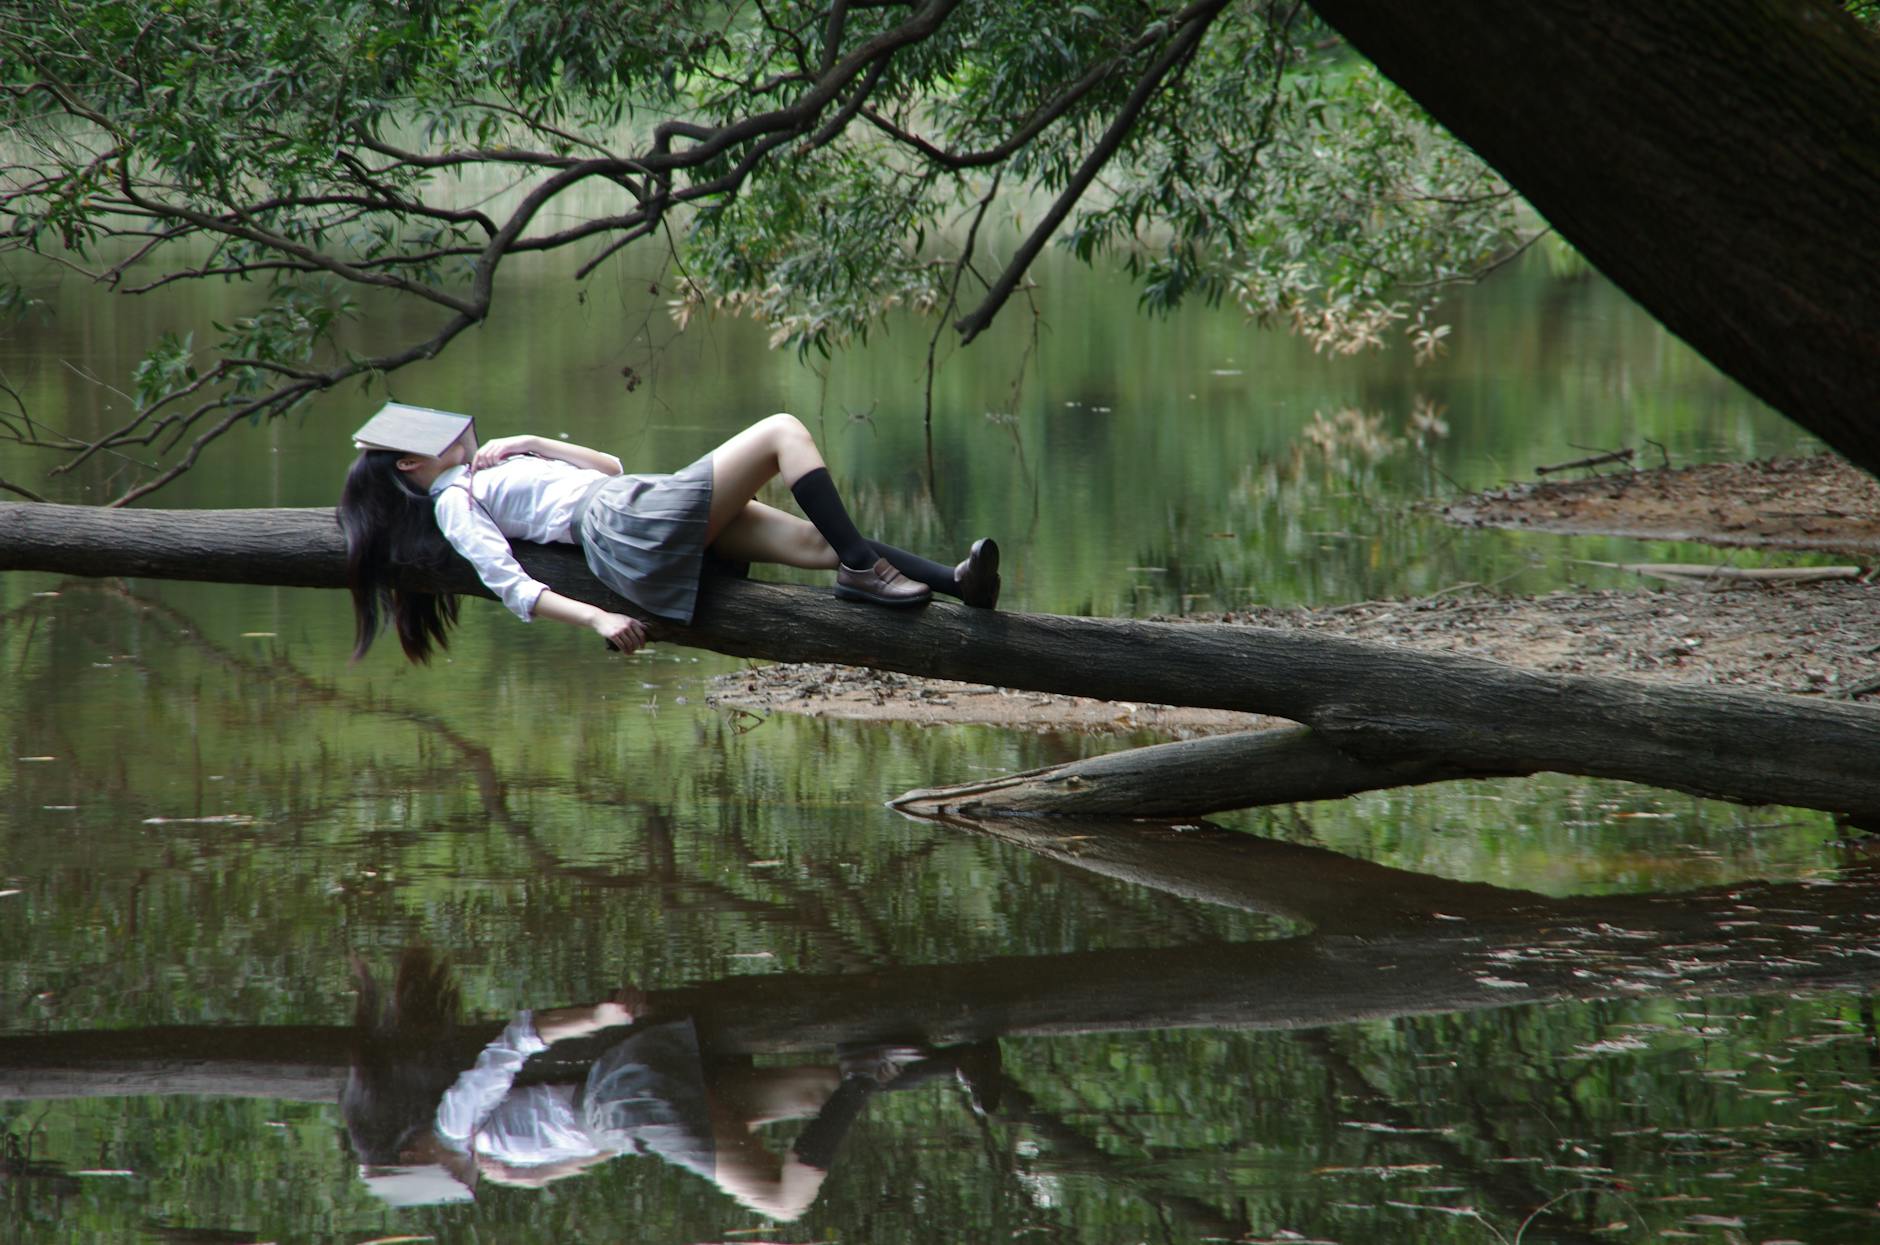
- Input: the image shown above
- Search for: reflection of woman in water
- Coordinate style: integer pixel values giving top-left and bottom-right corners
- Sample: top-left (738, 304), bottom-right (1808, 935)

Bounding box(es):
top-left (344, 949), bottom-right (954, 1218)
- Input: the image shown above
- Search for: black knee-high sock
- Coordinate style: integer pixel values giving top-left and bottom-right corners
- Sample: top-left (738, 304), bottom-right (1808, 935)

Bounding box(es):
top-left (870, 541), bottom-right (960, 598)
top-left (789, 468), bottom-right (874, 570)
top-left (790, 1077), bottom-right (877, 1170)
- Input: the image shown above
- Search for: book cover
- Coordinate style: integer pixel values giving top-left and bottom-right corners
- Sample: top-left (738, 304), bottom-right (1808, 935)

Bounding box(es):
top-left (351, 403), bottom-right (474, 457)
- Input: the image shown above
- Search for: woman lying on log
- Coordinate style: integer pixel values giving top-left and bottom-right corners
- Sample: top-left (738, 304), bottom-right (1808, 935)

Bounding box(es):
top-left (338, 405), bottom-right (1000, 660)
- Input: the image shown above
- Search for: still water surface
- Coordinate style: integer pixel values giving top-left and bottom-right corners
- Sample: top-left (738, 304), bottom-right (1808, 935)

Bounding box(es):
top-left (2, 253), bottom-right (1875, 1242)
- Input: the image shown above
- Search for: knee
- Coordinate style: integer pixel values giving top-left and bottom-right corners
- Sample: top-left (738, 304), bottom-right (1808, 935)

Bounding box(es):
top-left (762, 412), bottom-right (812, 448)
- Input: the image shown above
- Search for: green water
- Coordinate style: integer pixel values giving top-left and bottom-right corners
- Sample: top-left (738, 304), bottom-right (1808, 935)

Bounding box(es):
top-left (2, 252), bottom-right (1874, 1243)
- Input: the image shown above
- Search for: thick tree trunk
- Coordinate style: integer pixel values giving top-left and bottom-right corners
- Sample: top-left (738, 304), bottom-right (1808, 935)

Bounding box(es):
top-left (5, 501), bottom-right (1880, 819)
top-left (1306, 0), bottom-right (1880, 476)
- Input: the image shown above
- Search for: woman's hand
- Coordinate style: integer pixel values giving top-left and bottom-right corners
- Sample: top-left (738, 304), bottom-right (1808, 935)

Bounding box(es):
top-left (531, 591), bottom-right (649, 654)
top-left (472, 434), bottom-right (539, 470)
top-left (594, 611), bottom-right (648, 654)
top-left (609, 984), bottom-right (647, 1022)
top-left (590, 996), bottom-right (636, 1029)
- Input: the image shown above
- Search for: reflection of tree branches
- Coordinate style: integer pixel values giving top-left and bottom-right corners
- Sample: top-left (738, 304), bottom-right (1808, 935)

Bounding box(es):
top-left (1293, 1028), bottom-right (1608, 1245)
top-left (1863, 995), bottom-right (1879, 1080)
top-left (573, 767), bottom-right (931, 972)
top-left (0, 1111), bottom-right (77, 1203)
top-left (800, 844), bottom-right (937, 969)
top-left (715, 802), bottom-right (945, 972)
top-left (976, 1062), bottom-right (1250, 1240)
top-left (7, 583), bottom-right (880, 957)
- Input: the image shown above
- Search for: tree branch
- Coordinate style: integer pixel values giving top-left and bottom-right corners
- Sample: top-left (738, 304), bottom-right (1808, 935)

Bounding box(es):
top-left (859, 0), bottom-right (1218, 171)
top-left (0, 477), bottom-right (48, 502)
top-left (821, 0), bottom-right (852, 76)
top-left (111, 163), bottom-right (481, 318)
top-left (924, 169), bottom-right (1004, 492)
top-left (954, 1), bottom-right (1227, 344)
top-left (650, 0), bottom-right (961, 166)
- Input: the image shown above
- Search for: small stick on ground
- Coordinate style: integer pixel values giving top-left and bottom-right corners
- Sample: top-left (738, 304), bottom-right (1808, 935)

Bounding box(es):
top-left (1574, 561), bottom-right (1865, 588)
top-left (1537, 447), bottom-right (1634, 475)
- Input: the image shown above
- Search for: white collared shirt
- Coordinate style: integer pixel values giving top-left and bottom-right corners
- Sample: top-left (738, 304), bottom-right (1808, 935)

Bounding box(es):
top-left (433, 1011), bottom-right (607, 1167)
top-left (430, 456), bottom-right (608, 621)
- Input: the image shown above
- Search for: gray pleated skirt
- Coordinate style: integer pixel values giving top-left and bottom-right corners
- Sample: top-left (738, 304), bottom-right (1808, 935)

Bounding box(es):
top-left (582, 1019), bottom-right (715, 1181)
top-left (575, 454), bottom-right (715, 624)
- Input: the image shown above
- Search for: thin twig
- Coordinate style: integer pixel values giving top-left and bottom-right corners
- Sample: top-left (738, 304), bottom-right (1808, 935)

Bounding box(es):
top-left (955, 1), bottom-right (1228, 344)
top-left (0, 477), bottom-right (48, 502)
top-left (922, 170), bottom-right (1003, 500)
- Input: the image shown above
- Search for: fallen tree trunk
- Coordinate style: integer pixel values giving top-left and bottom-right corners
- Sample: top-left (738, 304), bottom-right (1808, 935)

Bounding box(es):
top-left (5, 501), bottom-right (1880, 819)
top-left (892, 725), bottom-right (1463, 817)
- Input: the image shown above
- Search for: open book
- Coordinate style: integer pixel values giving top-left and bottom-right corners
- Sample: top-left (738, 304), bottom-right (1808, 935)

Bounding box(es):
top-left (350, 402), bottom-right (474, 457)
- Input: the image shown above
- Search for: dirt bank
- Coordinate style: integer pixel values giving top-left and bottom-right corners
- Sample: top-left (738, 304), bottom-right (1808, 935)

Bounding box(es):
top-left (1442, 454), bottom-right (1880, 555)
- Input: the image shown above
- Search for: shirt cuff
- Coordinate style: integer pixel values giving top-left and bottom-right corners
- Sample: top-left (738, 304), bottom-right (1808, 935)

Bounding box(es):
top-left (513, 581), bottom-right (549, 622)
top-left (508, 1010), bottom-right (551, 1056)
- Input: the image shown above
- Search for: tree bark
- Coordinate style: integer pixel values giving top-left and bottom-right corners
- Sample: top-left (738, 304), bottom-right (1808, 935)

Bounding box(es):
top-left (892, 725), bottom-right (1464, 817)
top-left (1306, 0), bottom-right (1880, 477)
top-left (6, 501), bottom-right (1880, 819)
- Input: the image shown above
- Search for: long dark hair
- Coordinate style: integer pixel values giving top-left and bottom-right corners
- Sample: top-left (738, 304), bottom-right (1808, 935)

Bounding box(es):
top-left (337, 450), bottom-right (461, 663)
top-left (343, 947), bottom-right (464, 1166)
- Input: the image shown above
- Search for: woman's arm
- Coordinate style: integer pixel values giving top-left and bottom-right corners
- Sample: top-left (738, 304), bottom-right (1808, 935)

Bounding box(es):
top-left (434, 1012), bottom-right (550, 1148)
top-left (474, 434), bottom-right (621, 475)
top-left (530, 999), bottom-right (635, 1044)
top-left (477, 1148), bottom-right (617, 1188)
top-left (434, 489), bottom-right (554, 622)
top-left (433, 491), bottom-right (648, 652)
top-left (530, 590), bottom-right (649, 654)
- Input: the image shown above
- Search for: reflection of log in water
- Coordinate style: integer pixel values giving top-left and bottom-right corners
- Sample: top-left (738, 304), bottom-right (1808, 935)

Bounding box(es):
top-left (4, 825), bottom-right (1875, 1103)
top-left (6, 503), bottom-right (1880, 820)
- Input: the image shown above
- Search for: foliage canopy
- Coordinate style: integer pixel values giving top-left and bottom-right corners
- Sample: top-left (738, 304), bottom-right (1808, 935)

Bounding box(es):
top-left (1, 0), bottom-right (1526, 501)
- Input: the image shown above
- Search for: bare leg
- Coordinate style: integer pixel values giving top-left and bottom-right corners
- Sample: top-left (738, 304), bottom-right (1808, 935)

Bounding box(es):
top-left (711, 1064), bottom-right (842, 1127)
top-left (703, 412), bottom-right (938, 605)
top-left (702, 1065), bottom-right (842, 1221)
top-left (705, 413), bottom-right (830, 544)
top-left (712, 500), bottom-right (839, 570)
top-left (706, 1137), bottom-right (828, 1222)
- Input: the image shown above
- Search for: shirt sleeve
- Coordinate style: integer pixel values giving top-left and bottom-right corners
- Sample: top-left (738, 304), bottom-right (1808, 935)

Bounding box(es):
top-left (434, 1011), bottom-right (551, 1150)
top-left (433, 486), bottom-right (550, 621)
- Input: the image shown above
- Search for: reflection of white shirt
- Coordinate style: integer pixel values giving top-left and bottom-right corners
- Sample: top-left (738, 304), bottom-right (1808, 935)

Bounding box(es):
top-left (429, 458), bottom-right (607, 621)
top-left (434, 1011), bottom-right (607, 1167)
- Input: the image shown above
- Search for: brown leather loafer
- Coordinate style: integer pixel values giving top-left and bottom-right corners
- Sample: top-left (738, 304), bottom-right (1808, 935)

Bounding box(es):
top-left (953, 537), bottom-right (1001, 609)
top-left (835, 558), bottom-right (932, 607)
